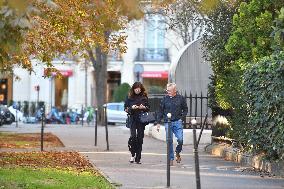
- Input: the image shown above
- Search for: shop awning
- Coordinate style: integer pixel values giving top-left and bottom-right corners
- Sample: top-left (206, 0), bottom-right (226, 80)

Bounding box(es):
top-left (44, 69), bottom-right (73, 77)
top-left (141, 71), bottom-right (168, 79)
top-left (59, 70), bottom-right (73, 77)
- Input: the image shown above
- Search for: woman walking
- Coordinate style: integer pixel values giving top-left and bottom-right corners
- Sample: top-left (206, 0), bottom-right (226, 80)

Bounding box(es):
top-left (124, 82), bottom-right (149, 164)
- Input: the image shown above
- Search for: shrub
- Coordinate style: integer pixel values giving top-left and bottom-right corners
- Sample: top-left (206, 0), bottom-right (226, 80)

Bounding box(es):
top-left (112, 83), bottom-right (130, 102)
top-left (148, 85), bottom-right (164, 94)
top-left (212, 115), bottom-right (230, 137)
top-left (244, 52), bottom-right (284, 160)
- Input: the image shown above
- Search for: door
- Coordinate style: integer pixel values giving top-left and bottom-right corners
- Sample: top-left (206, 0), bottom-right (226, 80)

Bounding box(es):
top-left (55, 77), bottom-right (68, 111)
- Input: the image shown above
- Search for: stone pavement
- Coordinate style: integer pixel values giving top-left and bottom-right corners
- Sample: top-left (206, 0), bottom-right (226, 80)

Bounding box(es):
top-left (1, 123), bottom-right (284, 189)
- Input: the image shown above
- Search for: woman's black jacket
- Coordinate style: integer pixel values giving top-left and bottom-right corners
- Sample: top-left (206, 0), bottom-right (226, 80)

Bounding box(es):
top-left (124, 94), bottom-right (150, 121)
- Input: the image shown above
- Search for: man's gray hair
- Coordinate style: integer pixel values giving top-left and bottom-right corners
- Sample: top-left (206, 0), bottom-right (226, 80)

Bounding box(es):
top-left (167, 83), bottom-right (177, 89)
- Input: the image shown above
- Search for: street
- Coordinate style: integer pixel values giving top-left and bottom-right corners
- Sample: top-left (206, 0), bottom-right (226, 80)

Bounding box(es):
top-left (1, 123), bottom-right (284, 189)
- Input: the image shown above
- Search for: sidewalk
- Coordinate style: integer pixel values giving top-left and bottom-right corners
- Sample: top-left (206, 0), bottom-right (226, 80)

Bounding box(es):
top-left (144, 124), bottom-right (212, 145)
top-left (1, 123), bottom-right (284, 189)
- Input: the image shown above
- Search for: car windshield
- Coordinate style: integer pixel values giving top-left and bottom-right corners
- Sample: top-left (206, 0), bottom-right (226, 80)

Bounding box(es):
top-left (118, 105), bottom-right (124, 111)
top-left (107, 104), bottom-right (124, 111)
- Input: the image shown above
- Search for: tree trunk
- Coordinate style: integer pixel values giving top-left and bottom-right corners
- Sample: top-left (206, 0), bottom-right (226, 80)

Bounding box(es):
top-left (88, 32), bottom-right (110, 125)
top-left (88, 47), bottom-right (108, 125)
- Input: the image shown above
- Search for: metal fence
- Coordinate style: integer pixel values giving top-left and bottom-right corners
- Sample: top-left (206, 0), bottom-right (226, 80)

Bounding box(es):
top-left (148, 92), bottom-right (212, 129)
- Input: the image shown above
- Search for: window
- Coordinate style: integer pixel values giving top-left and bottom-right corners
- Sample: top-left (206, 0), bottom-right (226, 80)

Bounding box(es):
top-left (145, 13), bottom-right (166, 49)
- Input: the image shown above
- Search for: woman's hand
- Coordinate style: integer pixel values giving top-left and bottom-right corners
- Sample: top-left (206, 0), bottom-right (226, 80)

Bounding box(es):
top-left (138, 104), bottom-right (146, 109)
top-left (132, 105), bottom-right (138, 109)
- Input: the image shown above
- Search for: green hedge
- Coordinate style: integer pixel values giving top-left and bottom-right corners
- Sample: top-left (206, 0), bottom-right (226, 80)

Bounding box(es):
top-left (112, 83), bottom-right (130, 102)
top-left (244, 52), bottom-right (284, 160)
top-left (148, 85), bottom-right (164, 94)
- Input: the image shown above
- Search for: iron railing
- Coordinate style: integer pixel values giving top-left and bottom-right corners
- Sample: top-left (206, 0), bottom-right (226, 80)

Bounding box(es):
top-left (148, 92), bottom-right (211, 129)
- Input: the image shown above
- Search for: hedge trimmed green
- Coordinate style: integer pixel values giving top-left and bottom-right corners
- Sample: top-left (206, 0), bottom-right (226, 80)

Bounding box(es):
top-left (203, 1), bottom-right (284, 160)
top-left (148, 85), bottom-right (164, 94)
top-left (112, 83), bottom-right (130, 102)
top-left (244, 52), bottom-right (284, 160)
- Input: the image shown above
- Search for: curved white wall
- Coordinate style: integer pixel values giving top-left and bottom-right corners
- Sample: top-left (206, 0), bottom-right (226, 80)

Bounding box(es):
top-left (170, 38), bottom-right (212, 95)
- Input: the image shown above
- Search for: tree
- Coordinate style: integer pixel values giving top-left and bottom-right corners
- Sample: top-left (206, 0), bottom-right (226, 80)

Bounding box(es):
top-left (203, 0), bottom-right (284, 148)
top-left (223, 0), bottom-right (284, 140)
top-left (271, 7), bottom-right (284, 51)
top-left (1, 0), bottom-right (176, 124)
top-left (202, 0), bottom-right (241, 112)
top-left (162, 0), bottom-right (206, 47)
top-left (1, 0), bottom-right (144, 123)
top-left (0, 0), bottom-right (53, 73)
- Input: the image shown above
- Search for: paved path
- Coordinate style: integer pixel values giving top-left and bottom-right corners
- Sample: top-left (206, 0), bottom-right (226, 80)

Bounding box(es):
top-left (1, 123), bottom-right (284, 189)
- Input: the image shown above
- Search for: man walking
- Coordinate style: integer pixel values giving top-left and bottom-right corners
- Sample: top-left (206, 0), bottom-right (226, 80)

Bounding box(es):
top-left (156, 83), bottom-right (188, 166)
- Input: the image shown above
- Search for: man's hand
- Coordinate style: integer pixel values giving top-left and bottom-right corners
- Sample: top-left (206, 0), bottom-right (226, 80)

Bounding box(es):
top-left (156, 124), bottom-right (161, 132)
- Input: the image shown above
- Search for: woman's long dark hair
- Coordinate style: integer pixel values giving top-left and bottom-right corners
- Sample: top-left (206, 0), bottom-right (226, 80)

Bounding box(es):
top-left (128, 82), bottom-right (148, 98)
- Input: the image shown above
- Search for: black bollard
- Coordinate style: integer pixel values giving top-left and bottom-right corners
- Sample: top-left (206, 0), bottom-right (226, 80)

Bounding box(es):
top-left (81, 105), bottom-right (84, 126)
top-left (15, 108), bottom-right (18, 128)
top-left (40, 106), bottom-right (45, 152)
top-left (197, 114), bottom-right (208, 146)
top-left (166, 113), bottom-right (172, 188)
top-left (104, 105), bottom-right (109, 151)
top-left (191, 119), bottom-right (201, 189)
top-left (94, 108), bottom-right (98, 146)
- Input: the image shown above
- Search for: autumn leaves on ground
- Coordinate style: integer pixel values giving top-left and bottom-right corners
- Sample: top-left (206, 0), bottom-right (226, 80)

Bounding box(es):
top-left (0, 132), bottom-right (114, 189)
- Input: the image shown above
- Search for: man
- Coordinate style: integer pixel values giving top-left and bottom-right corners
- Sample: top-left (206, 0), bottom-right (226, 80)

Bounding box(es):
top-left (156, 83), bottom-right (188, 166)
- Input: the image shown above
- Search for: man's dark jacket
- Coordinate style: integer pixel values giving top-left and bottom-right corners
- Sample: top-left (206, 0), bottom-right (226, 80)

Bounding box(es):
top-left (157, 93), bottom-right (188, 123)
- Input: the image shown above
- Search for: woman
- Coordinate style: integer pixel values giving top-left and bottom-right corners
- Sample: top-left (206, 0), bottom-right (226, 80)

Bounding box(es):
top-left (124, 82), bottom-right (149, 164)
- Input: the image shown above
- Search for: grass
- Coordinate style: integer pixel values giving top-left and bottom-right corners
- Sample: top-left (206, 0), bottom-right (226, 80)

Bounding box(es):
top-left (0, 167), bottom-right (114, 189)
top-left (0, 132), bottom-right (64, 148)
top-left (0, 152), bottom-right (115, 189)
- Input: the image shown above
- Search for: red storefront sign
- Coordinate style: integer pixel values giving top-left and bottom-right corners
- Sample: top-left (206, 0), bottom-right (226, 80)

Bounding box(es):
top-left (141, 71), bottom-right (168, 78)
top-left (44, 69), bottom-right (73, 77)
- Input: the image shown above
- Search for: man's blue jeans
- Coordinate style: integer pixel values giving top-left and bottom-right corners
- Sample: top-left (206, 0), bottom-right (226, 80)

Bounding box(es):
top-left (165, 119), bottom-right (183, 160)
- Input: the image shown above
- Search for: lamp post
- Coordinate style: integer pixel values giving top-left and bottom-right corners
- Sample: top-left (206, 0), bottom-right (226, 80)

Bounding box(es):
top-left (15, 108), bottom-right (18, 128)
top-left (103, 104), bottom-right (109, 151)
top-left (191, 119), bottom-right (201, 189)
top-left (85, 59), bottom-right (88, 108)
top-left (49, 77), bottom-right (53, 112)
top-left (13, 103), bottom-right (18, 128)
top-left (40, 105), bottom-right (45, 152)
top-left (94, 108), bottom-right (98, 146)
top-left (166, 113), bottom-right (172, 188)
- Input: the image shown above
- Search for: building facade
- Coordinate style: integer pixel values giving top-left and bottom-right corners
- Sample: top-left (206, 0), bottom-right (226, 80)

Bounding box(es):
top-left (12, 58), bottom-right (94, 112)
top-left (107, 11), bottom-right (183, 97)
top-left (10, 8), bottom-right (201, 109)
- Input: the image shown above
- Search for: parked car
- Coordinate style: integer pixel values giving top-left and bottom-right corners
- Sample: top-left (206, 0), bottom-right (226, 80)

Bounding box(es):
top-left (105, 102), bottom-right (127, 124)
top-left (0, 106), bottom-right (15, 125)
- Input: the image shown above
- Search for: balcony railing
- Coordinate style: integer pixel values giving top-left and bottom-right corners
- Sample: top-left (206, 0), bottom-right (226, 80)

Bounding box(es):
top-left (136, 48), bottom-right (169, 62)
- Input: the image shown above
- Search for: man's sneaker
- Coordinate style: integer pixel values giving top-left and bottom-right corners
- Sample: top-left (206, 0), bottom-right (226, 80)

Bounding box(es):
top-left (170, 160), bottom-right (173, 166)
top-left (129, 157), bottom-right (135, 163)
top-left (176, 153), bottom-right (181, 163)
